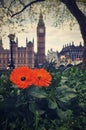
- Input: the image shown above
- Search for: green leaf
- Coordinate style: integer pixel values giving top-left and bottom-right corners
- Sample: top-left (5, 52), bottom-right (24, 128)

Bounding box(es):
top-left (30, 88), bottom-right (47, 98)
top-left (48, 99), bottom-right (57, 109)
top-left (61, 76), bottom-right (68, 84)
top-left (0, 95), bottom-right (4, 101)
top-left (29, 102), bottom-right (45, 115)
top-left (57, 126), bottom-right (69, 130)
top-left (29, 102), bottom-right (37, 113)
top-left (56, 85), bottom-right (76, 103)
top-left (57, 108), bottom-right (72, 120)
top-left (38, 110), bottom-right (45, 115)
top-left (60, 93), bottom-right (76, 103)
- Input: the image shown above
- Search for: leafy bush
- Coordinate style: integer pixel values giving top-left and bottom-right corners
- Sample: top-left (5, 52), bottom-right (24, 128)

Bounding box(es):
top-left (0, 66), bottom-right (86, 130)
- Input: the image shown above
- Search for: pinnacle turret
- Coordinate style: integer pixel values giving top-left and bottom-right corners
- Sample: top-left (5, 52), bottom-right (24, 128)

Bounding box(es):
top-left (38, 11), bottom-right (45, 26)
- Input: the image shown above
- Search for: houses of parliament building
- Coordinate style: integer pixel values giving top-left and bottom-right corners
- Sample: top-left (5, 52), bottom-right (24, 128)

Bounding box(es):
top-left (0, 13), bottom-right (46, 69)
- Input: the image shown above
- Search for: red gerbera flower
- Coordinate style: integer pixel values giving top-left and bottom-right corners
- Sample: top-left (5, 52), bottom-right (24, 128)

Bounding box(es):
top-left (9, 66), bottom-right (33, 89)
top-left (33, 68), bottom-right (52, 87)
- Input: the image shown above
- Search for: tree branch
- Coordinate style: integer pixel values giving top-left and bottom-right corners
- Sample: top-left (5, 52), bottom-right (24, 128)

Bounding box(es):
top-left (11, 0), bottom-right (45, 17)
top-left (61, 0), bottom-right (86, 42)
top-left (19, 0), bottom-right (25, 6)
top-left (7, 0), bottom-right (16, 15)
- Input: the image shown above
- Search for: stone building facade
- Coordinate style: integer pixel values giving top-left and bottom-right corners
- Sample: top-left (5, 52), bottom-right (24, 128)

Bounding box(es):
top-left (59, 42), bottom-right (83, 61)
top-left (0, 13), bottom-right (46, 69)
top-left (0, 38), bottom-right (34, 69)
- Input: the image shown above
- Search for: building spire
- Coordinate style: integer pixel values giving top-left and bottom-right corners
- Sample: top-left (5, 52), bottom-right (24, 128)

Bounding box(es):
top-left (26, 37), bottom-right (28, 44)
top-left (38, 11), bottom-right (44, 26)
top-left (0, 37), bottom-right (3, 49)
top-left (0, 37), bottom-right (2, 45)
top-left (32, 38), bottom-right (34, 44)
top-left (16, 37), bottom-right (18, 44)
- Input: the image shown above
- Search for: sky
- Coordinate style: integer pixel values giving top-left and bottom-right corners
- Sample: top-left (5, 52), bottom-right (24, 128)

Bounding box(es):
top-left (1, 18), bottom-right (83, 55)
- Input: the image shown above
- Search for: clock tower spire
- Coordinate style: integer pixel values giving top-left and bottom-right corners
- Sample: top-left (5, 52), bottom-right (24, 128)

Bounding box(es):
top-left (37, 12), bottom-right (46, 67)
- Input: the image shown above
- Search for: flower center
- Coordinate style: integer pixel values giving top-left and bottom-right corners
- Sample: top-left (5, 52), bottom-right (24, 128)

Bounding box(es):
top-left (21, 76), bottom-right (26, 81)
top-left (38, 76), bottom-right (42, 80)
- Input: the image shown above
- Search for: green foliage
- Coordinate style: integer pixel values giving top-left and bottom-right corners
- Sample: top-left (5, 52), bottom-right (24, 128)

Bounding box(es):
top-left (0, 66), bottom-right (86, 130)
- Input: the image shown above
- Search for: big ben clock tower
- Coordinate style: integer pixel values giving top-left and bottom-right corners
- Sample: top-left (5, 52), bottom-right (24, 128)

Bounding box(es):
top-left (37, 12), bottom-right (46, 67)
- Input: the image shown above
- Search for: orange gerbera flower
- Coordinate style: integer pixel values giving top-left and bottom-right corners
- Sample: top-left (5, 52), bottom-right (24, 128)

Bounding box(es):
top-left (9, 66), bottom-right (33, 89)
top-left (33, 68), bottom-right (52, 87)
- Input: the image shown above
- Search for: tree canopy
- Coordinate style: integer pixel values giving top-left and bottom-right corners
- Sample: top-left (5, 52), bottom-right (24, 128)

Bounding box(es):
top-left (0, 0), bottom-right (86, 28)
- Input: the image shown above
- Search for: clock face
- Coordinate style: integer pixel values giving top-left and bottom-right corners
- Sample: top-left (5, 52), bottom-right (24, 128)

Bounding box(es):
top-left (39, 28), bottom-right (44, 33)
